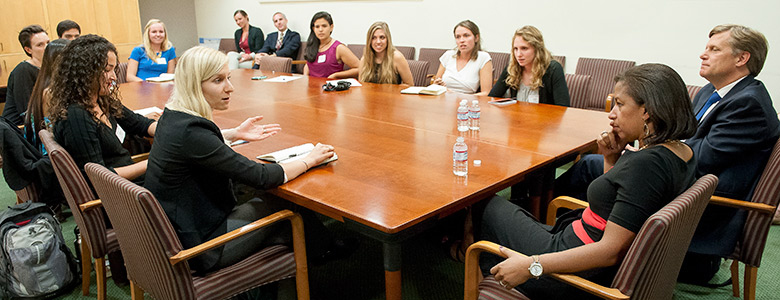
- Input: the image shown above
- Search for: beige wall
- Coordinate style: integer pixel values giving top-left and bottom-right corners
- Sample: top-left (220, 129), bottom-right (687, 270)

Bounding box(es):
top-left (193, 0), bottom-right (780, 110)
top-left (139, 0), bottom-right (198, 57)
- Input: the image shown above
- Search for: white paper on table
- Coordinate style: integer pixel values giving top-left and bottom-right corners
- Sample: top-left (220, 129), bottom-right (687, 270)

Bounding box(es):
top-left (264, 75), bottom-right (302, 82)
top-left (326, 78), bottom-right (362, 87)
top-left (134, 107), bottom-right (163, 116)
top-left (146, 73), bottom-right (175, 82)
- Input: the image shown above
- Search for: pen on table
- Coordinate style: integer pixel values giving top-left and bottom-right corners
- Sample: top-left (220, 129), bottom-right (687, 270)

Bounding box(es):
top-left (279, 150), bottom-right (312, 162)
top-left (230, 140), bottom-right (249, 146)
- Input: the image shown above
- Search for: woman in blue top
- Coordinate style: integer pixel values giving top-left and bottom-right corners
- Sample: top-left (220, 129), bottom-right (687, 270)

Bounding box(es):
top-left (126, 19), bottom-right (177, 82)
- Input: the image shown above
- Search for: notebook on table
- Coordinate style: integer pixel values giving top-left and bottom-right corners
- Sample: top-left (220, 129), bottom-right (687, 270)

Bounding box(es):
top-left (257, 143), bottom-right (338, 165)
top-left (400, 84), bottom-right (446, 95)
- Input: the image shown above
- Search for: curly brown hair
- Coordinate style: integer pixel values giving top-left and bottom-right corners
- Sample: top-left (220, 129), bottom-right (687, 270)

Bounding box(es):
top-left (49, 34), bottom-right (123, 123)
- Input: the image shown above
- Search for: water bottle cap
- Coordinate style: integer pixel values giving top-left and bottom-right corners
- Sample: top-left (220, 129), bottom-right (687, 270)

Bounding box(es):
top-left (472, 100), bottom-right (478, 104)
top-left (473, 160), bottom-right (482, 166)
top-left (460, 100), bottom-right (468, 105)
top-left (456, 136), bottom-right (464, 142)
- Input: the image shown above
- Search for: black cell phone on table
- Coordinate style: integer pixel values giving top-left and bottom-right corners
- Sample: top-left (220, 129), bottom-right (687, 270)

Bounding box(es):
top-left (488, 98), bottom-right (517, 106)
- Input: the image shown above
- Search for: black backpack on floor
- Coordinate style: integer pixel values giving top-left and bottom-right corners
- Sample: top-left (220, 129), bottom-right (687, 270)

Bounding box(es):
top-left (0, 201), bottom-right (79, 299)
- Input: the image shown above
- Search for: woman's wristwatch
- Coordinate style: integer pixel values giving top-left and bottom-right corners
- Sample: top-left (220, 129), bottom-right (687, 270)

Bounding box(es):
top-left (528, 255), bottom-right (543, 279)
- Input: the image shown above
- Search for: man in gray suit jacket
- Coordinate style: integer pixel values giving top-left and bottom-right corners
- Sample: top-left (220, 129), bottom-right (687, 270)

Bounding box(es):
top-left (254, 12), bottom-right (301, 65)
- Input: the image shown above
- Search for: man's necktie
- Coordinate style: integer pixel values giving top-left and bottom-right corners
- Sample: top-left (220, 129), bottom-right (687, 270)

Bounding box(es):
top-left (696, 92), bottom-right (721, 121)
top-left (276, 32), bottom-right (284, 51)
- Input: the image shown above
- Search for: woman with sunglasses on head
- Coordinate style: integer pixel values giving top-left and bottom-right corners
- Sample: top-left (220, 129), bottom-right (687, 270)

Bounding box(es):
top-left (358, 21), bottom-right (413, 85)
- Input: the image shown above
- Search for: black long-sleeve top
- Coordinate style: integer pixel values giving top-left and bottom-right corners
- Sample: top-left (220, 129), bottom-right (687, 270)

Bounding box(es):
top-left (144, 108), bottom-right (284, 271)
top-left (53, 104), bottom-right (153, 176)
top-left (2, 61), bottom-right (39, 125)
top-left (488, 60), bottom-right (570, 107)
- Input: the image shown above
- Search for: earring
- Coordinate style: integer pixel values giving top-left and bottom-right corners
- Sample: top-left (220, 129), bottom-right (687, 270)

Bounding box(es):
top-left (643, 120), bottom-right (650, 138)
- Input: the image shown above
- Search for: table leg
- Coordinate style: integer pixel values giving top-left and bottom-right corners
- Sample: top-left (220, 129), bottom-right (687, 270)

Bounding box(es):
top-left (540, 167), bottom-right (556, 222)
top-left (383, 242), bottom-right (402, 300)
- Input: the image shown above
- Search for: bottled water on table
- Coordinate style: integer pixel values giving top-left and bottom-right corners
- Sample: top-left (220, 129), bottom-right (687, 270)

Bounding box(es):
top-left (469, 100), bottom-right (480, 130)
top-left (453, 136), bottom-right (468, 176)
top-left (457, 100), bottom-right (469, 132)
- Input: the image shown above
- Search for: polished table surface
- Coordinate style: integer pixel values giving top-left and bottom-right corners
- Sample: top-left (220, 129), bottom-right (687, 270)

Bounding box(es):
top-left (119, 69), bottom-right (608, 299)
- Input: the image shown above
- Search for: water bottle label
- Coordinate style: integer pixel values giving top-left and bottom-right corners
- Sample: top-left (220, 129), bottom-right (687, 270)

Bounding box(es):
top-left (458, 112), bottom-right (469, 121)
top-left (470, 111), bottom-right (480, 119)
top-left (453, 150), bottom-right (468, 161)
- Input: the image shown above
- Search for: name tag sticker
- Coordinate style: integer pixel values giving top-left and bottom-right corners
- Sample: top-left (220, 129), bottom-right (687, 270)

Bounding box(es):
top-left (155, 57), bottom-right (167, 64)
top-left (317, 55), bottom-right (326, 63)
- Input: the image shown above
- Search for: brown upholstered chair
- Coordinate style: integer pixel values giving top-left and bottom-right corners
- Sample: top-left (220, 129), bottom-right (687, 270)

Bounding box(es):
top-left (574, 57), bottom-right (635, 111)
top-left (395, 46), bottom-right (415, 60)
top-left (39, 130), bottom-right (120, 300)
top-left (407, 60), bottom-right (430, 86)
top-left (487, 52), bottom-right (510, 84)
top-left (114, 62), bottom-right (128, 84)
top-left (14, 182), bottom-right (40, 204)
top-left (708, 138), bottom-right (780, 300)
top-left (84, 163), bottom-right (310, 300)
top-left (686, 85), bottom-right (703, 101)
top-left (347, 43), bottom-right (365, 60)
top-left (218, 38), bottom-right (235, 53)
top-left (465, 174), bottom-right (719, 300)
top-left (292, 41), bottom-right (308, 74)
top-left (552, 55), bottom-right (566, 70)
top-left (418, 47), bottom-right (448, 77)
top-left (257, 56), bottom-right (292, 73)
top-left (564, 73), bottom-right (592, 110)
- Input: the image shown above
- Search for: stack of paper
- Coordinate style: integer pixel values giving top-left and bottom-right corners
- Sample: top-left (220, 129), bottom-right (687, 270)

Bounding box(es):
top-left (146, 73), bottom-right (175, 82)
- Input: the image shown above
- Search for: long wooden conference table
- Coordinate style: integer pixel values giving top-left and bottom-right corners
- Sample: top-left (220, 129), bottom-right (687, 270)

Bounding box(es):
top-left (120, 69), bottom-right (607, 299)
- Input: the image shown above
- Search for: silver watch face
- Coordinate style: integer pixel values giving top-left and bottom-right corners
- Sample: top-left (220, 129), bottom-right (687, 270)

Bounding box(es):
top-left (530, 263), bottom-right (543, 277)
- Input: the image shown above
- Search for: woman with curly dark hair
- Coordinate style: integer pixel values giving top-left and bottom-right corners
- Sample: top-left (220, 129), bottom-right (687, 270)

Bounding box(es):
top-left (50, 34), bottom-right (157, 181)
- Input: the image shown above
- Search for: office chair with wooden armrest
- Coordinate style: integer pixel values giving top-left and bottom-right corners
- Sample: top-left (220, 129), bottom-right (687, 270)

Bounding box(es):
top-left (465, 175), bottom-right (718, 300)
top-left (707, 137), bottom-right (780, 300)
top-left (85, 163), bottom-right (310, 300)
top-left (39, 130), bottom-right (122, 300)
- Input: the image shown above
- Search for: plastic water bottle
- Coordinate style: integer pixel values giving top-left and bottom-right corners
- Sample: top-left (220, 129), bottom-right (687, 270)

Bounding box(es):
top-left (457, 100), bottom-right (469, 132)
top-left (453, 136), bottom-right (468, 176)
top-left (469, 100), bottom-right (480, 130)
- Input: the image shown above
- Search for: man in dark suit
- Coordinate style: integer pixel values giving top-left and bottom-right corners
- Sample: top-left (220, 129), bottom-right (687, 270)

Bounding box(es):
top-left (253, 12), bottom-right (301, 68)
top-left (554, 24), bottom-right (779, 283)
top-left (680, 24), bottom-right (779, 283)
